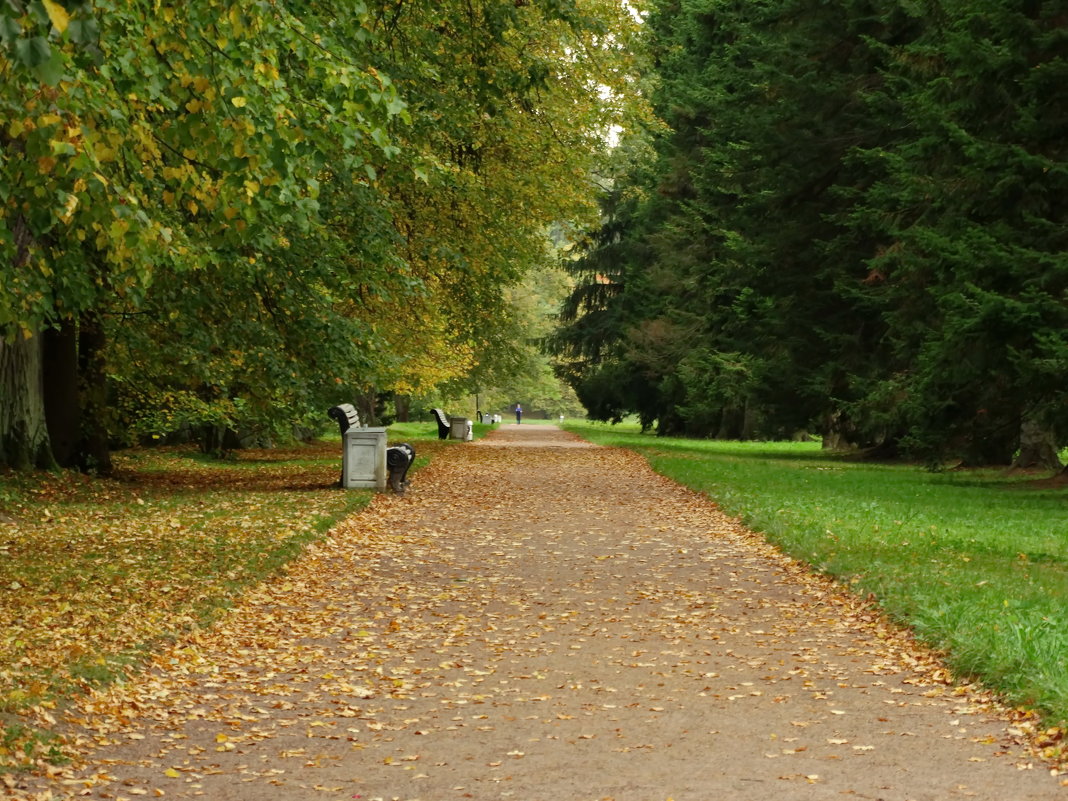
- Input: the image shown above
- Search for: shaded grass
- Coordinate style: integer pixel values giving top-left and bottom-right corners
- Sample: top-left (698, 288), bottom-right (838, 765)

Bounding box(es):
top-left (566, 421), bottom-right (1068, 725)
top-left (0, 427), bottom-right (451, 772)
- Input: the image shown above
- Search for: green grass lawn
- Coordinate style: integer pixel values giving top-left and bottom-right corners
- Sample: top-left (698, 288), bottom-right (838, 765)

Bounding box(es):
top-left (565, 421), bottom-right (1068, 728)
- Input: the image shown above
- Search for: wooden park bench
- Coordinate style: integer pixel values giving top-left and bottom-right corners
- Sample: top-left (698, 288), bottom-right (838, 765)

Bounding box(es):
top-left (431, 408), bottom-right (473, 441)
top-left (431, 408), bottom-right (450, 439)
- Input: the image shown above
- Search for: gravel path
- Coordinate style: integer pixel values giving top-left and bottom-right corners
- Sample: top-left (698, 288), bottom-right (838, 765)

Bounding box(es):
top-left (14, 424), bottom-right (1065, 800)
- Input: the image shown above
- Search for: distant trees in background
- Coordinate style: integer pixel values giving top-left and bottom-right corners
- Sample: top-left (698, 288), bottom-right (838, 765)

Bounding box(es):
top-left (551, 0), bottom-right (1068, 469)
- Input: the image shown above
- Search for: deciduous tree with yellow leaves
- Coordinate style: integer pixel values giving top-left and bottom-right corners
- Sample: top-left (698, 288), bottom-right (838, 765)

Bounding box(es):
top-left (0, 0), bottom-right (646, 468)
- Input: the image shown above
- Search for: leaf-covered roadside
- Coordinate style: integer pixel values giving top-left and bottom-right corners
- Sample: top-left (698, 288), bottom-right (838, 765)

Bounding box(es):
top-left (564, 423), bottom-right (1068, 767)
top-left (8, 424), bottom-right (1067, 800)
top-left (0, 438), bottom-right (442, 772)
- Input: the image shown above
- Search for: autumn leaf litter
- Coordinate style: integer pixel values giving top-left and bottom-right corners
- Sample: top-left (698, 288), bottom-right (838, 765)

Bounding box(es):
top-left (7, 426), bottom-right (1067, 800)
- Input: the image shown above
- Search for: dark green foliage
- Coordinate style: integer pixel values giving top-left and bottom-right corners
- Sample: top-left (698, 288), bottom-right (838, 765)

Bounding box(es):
top-left (554, 0), bottom-right (1068, 464)
top-left (849, 0), bottom-right (1068, 464)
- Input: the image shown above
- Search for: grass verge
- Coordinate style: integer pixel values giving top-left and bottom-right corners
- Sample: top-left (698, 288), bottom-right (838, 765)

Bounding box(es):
top-left (0, 421), bottom-right (457, 773)
top-left (565, 421), bottom-right (1068, 735)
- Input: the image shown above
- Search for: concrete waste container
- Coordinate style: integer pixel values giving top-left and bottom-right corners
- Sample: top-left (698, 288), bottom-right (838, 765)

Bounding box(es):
top-left (449, 417), bottom-right (473, 441)
top-left (342, 426), bottom-right (387, 489)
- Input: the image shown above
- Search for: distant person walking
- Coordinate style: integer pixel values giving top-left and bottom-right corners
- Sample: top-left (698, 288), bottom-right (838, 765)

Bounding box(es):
top-left (515, 403), bottom-right (523, 424)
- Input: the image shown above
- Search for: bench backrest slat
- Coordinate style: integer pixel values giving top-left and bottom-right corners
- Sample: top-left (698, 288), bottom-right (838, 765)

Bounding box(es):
top-left (328, 403), bottom-right (361, 435)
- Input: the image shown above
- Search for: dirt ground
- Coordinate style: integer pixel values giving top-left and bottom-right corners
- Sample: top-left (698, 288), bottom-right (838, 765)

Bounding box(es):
top-left (10, 424), bottom-right (1067, 800)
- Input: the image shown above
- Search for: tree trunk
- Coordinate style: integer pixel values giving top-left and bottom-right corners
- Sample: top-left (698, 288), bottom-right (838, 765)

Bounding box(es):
top-left (1012, 417), bottom-right (1063, 471)
top-left (42, 321), bottom-right (81, 468)
top-left (0, 332), bottom-right (54, 469)
top-left (357, 388), bottom-right (377, 427)
top-left (77, 310), bottom-right (112, 474)
top-left (957, 416), bottom-right (1018, 467)
top-left (715, 406), bottom-right (744, 439)
top-left (201, 425), bottom-right (227, 457)
top-left (821, 410), bottom-right (853, 450)
top-left (395, 394), bottom-right (411, 423)
top-left (740, 399), bottom-right (756, 440)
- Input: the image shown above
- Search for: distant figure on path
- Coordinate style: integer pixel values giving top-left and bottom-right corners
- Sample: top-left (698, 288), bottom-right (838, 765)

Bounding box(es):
top-left (515, 403), bottom-right (523, 424)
